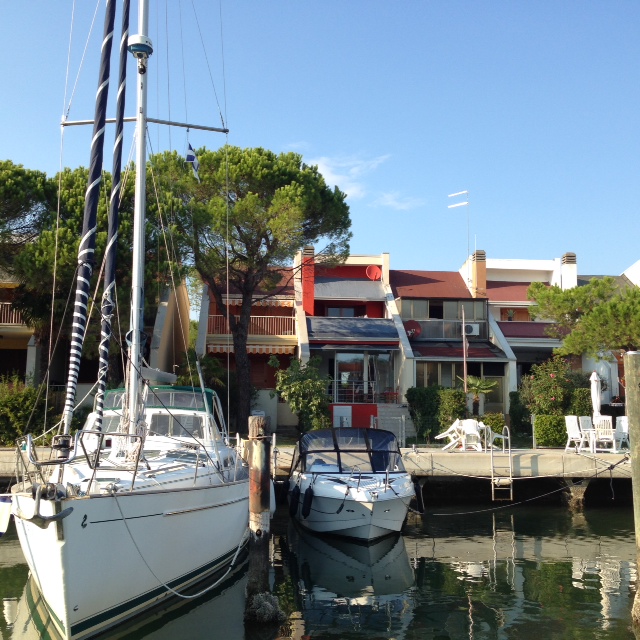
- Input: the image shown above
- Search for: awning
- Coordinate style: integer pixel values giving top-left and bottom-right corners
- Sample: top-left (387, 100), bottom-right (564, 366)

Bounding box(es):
top-left (411, 342), bottom-right (508, 360)
top-left (207, 344), bottom-right (296, 355)
top-left (310, 344), bottom-right (399, 352)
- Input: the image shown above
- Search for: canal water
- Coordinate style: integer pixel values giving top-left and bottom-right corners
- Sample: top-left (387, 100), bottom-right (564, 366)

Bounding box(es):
top-left (0, 503), bottom-right (636, 639)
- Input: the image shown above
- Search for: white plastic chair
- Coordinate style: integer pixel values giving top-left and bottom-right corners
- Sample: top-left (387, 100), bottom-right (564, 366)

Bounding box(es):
top-left (593, 415), bottom-right (616, 453)
top-left (578, 416), bottom-right (595, 452)
top-left (459, 419), bottom-right (483, 452)
top-left (435, 419), bottom-right (463, 451)
top-left (565, 416), bottom-right (587, 452)
top-left (615, 416), bottom-right (630, 450)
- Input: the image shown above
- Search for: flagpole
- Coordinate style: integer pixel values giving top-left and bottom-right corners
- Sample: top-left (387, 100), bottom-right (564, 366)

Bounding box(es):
top-left (462, 307), bottom-right (468, 394)
top-left (448, 190), bottom-right (470, 286)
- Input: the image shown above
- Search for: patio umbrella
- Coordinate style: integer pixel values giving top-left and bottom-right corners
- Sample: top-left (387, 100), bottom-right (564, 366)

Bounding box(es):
top-left (590, 371), bottom-right (601, 417)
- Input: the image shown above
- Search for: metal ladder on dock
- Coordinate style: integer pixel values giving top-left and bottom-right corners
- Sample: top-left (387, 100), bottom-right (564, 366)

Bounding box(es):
top-left (490, 426), bottom-right (513, 501)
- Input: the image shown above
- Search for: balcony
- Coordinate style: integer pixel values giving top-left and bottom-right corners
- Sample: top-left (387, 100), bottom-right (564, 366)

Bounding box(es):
top-left (0, 302), bottom-right (25, 326)
top-left (407, 319), bottom-right (488, 341)
top-left (207, 315), bottom-right (295, 337)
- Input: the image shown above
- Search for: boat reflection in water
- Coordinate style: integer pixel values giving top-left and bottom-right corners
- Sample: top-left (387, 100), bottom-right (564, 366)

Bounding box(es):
top-left (9, 552), bottom-right (248, 640)
top-left (287, 521), bottom-right (415, 637)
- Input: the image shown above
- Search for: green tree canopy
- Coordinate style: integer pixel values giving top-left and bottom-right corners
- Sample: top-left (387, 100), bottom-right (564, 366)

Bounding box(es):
top-left (528, 278), bottom-right (640, 357)
top-left (0, 161), bottom-right (53, 273)
top-left (182, 146), bottom-right (351, 432)
top-left (11, 162), bottom-right (186, 369)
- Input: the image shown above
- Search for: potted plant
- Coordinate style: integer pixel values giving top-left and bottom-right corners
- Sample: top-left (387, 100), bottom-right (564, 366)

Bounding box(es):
top-left (458, 375), bottom-right (498, 416)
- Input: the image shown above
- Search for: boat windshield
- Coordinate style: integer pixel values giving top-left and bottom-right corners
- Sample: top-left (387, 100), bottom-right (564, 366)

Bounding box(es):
top-left (148, 414), bottom-right (206, 439)
top-left (103, 387), bottom-right (216, 412)
top-left (296, 428), bottom-right (405, 474)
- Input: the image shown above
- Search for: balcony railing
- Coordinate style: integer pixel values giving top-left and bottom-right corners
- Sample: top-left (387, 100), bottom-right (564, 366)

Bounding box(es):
top-left (408, 319), bottom-right (488, 340)
top-left (208, 315), bottom-right (295, 336)
top-left (327, 381), bottom-right (398, 404)
top-left (0, 302), bottom-right (25, 325)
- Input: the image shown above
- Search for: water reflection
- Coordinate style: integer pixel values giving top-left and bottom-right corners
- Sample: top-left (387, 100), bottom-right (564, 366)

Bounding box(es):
top-left (285, 522), bottom-right (415, 637)
top-left (0, 506), bottom-right (636, 639)
top-left (402, 507), bottom-right (637, 639)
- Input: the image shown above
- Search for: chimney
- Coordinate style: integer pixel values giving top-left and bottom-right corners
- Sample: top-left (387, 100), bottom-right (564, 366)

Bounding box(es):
top-left (561, 252), bottom-right (577, 290)
top-left (471, 250), bottom-right (487, 298)
top-left (302, 246), bottom-right (315, 316)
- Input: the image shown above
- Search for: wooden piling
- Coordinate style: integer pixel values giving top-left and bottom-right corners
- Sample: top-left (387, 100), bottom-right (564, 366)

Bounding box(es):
top-left (244, 415), bottom-right (285, 626)
top-left (624, 352), bottom-right (640, 627)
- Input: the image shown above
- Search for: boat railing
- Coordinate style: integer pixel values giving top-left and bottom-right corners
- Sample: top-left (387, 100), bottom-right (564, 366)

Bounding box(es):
top-left (346, 465), bottom-right (362, 490)
top-left (16, 430), bottom-right (146, 488)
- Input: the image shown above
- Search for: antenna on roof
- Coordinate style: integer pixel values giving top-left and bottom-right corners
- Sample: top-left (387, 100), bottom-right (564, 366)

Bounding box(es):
top-left (448, 190), bottom-right (470, 286)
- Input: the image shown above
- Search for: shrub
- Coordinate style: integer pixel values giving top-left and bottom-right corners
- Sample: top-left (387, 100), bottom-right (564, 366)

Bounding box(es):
top-left (481, 412), bottom-right (505, 431)
top-left (519, 356), bottom-right (592, 417)
top-left (0, 376), bottom-right (52, 445)
top-left (533, 415), bottom-right (566, 447)
top-left (269, 356), bottom-right (331, 433)
top-left (569, 388), bottom-right (592, 417)
top-left (406, 386), bottom-right (441, 441)
top-left (509, 391), bottom-right (531, 432)
top-left (437, 389), bottom-right (467, 430)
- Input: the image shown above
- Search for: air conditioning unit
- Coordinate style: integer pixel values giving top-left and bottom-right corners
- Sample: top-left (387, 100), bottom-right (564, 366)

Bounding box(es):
top-left (464, 323), bottom-right (480, 336)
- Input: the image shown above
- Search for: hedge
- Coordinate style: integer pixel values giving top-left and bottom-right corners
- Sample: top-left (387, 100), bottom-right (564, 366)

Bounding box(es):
top-left (533, 415), bottom-right (566, 448)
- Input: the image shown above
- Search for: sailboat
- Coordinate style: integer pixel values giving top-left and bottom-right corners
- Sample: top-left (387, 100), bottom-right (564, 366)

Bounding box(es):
top-left (11, 2), bottom-right (249, 639)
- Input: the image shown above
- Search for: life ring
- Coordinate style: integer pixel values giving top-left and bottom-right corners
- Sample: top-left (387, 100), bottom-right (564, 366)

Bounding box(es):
top-left (301, 486), bottom-right (314, 519)
top-left (289, 485), bottom-right (301, 517)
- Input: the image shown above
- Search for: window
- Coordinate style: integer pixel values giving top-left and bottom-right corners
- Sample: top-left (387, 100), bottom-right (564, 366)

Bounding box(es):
top-left (328, 307), bottom-right (355, 317)
top-left (416, 362), bottom-right (505, 390)
top-left (429, 301), bottom-right (443, 319)
top-left (399, 299), bottom-right (428, 320)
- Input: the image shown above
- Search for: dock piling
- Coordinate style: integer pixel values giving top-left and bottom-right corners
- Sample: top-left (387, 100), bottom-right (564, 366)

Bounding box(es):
top-left (244, 415), bottom-right (285, 626)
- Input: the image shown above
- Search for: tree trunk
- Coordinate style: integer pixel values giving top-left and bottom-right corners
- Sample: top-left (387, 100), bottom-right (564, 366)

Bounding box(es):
top-left (221, 292), bottom-right (252, 436)
top-left (233, 334), bottom-right (251, 436)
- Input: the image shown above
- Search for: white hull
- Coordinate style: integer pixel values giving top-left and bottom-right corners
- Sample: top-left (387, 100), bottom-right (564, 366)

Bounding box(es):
top-left (289, 473), bottom-right (413, 540)
top-left (13, 474), bottom-right (248, 639)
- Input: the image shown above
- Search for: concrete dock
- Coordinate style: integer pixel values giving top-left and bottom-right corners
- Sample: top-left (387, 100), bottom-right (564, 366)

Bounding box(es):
top-left (273, 446), bottom-right (631, 480)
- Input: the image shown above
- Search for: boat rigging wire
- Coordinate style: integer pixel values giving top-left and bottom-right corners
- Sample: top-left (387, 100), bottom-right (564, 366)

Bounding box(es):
top-left (189, 0), bottom-right (227, 129)
top-left (63, 0), bottom-right (103, 122)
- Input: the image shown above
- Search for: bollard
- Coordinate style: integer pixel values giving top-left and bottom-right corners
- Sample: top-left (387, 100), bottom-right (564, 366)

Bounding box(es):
top-left (244, 415), bottom-right (285, 626)
top-left (624, 352), bottom-right (640, 627)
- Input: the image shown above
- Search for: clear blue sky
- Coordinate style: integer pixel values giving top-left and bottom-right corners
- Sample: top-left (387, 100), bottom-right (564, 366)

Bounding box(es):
top-left (1, 1), bottom-right (638, 277)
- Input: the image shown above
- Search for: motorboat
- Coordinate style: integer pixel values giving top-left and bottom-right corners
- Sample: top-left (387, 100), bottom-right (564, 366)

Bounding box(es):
top-left (287, 427), bottom-right (417, 540)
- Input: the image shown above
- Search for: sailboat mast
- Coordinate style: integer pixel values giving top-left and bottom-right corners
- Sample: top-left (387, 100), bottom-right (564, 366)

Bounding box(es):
top-left (127, 0), bottom-right (152, 432)
top-left (94, 0), bottom-right (131, 430)
top-left (61, 0), bottom-right (116, 439)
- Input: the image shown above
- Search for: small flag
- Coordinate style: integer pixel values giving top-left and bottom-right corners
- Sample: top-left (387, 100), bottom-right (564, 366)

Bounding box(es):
top-left (186, 143), bottom-right (200, 181)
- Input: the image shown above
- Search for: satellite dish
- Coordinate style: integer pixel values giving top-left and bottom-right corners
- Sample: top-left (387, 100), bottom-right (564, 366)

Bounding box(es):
top-left (403, 320), bottom-right (421, 340)
top-left (366, 265), bottom-right (382, 281)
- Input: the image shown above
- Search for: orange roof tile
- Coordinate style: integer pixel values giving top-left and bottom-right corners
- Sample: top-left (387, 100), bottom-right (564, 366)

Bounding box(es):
top-left (390, 270), bottom-right (471, 299)
top-left (486, 281), bottom-right (532, 302)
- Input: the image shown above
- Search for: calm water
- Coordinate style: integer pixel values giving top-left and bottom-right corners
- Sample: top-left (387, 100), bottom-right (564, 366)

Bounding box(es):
top-left (0, 504), bottom-right (637, 639)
